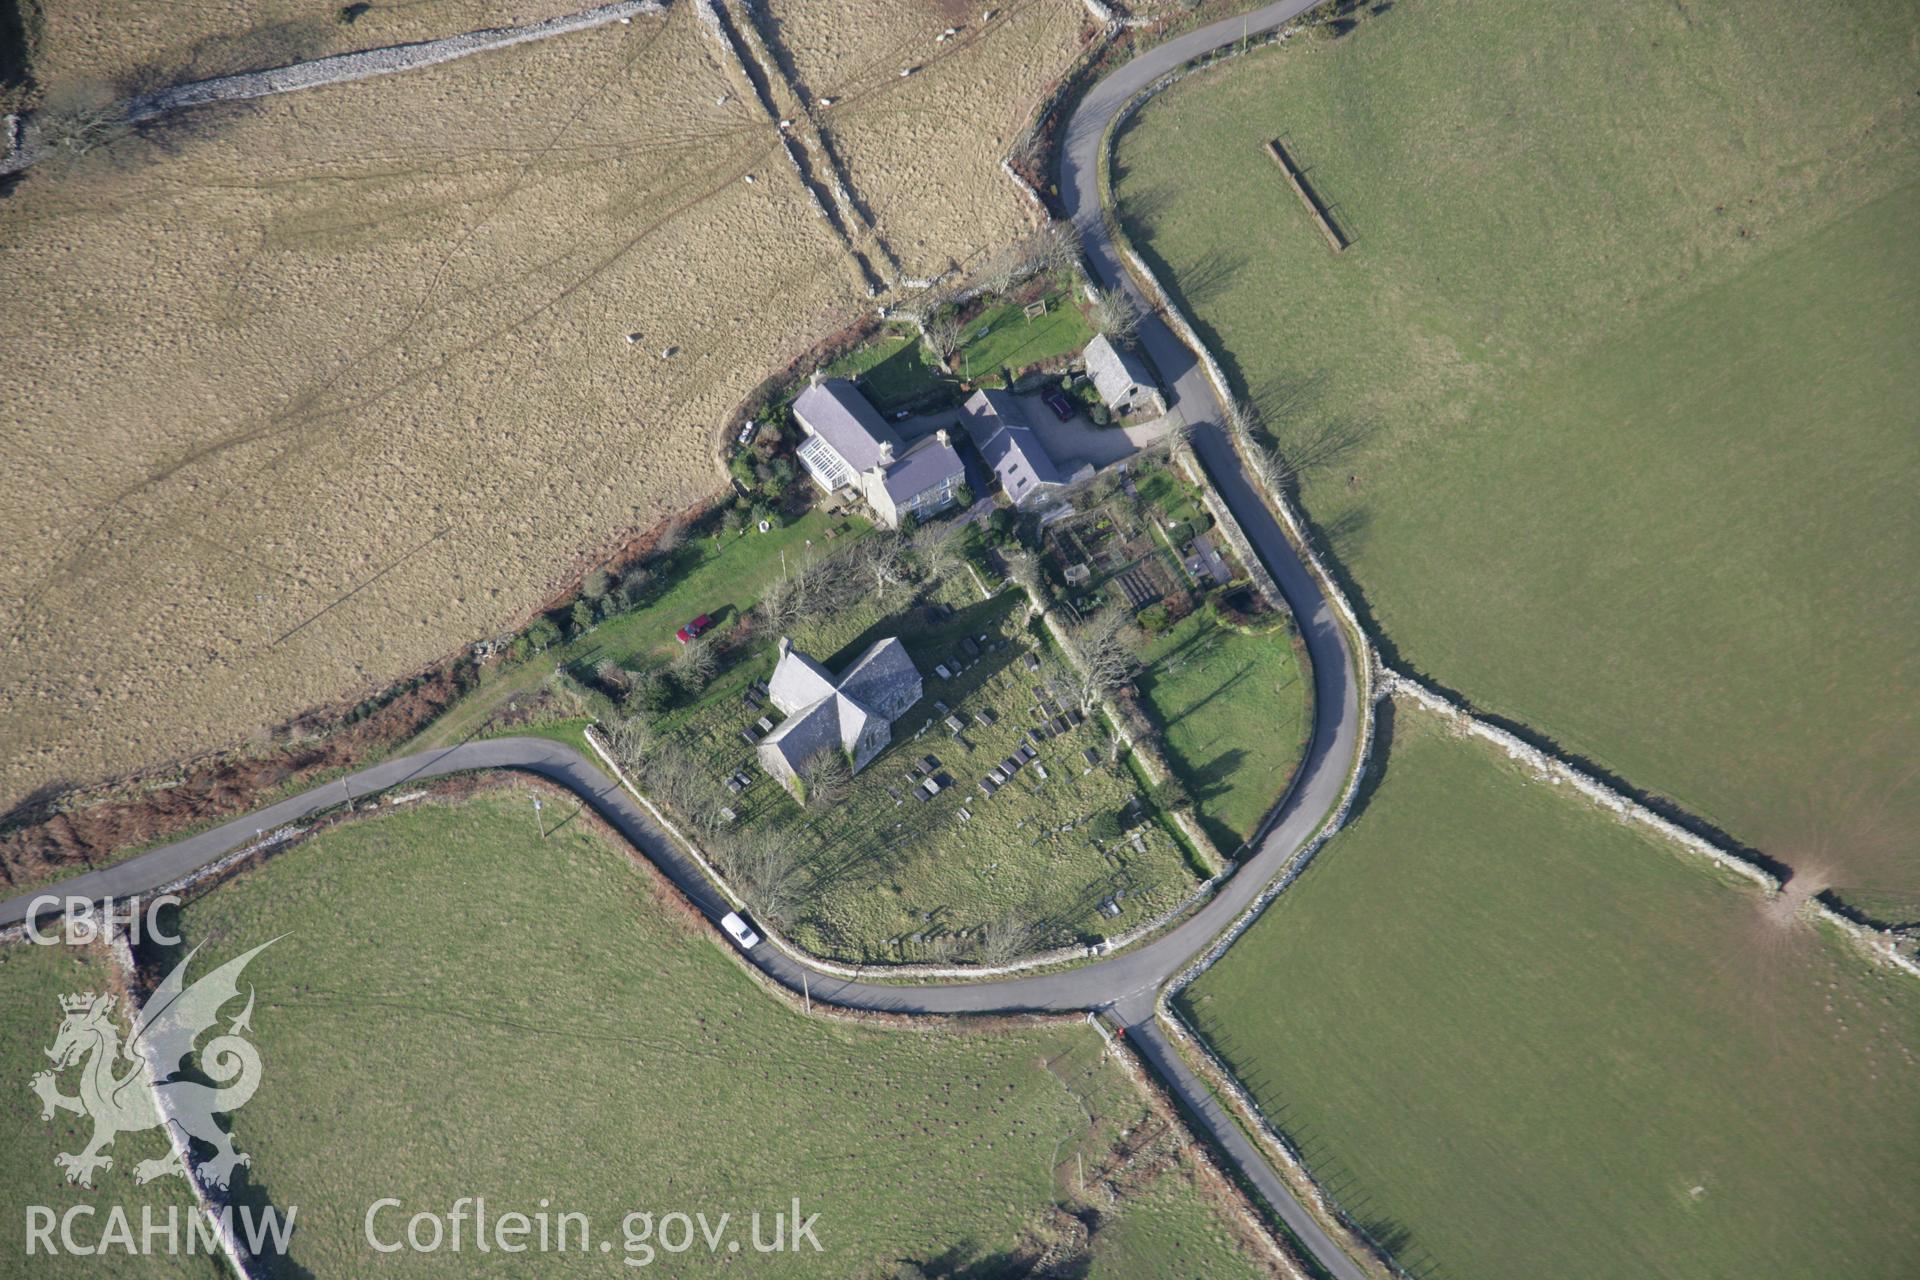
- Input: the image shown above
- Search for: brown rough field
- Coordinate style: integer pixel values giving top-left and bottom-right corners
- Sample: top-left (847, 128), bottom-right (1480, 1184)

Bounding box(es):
top-left (763, 0), bottom-right (1089, 276)
top-left (25, 0), bottom-right (588, 96)
top-left (0, 6), bottom-right (864, 807)
top-left (2, 3), bottom-right (1096, 814)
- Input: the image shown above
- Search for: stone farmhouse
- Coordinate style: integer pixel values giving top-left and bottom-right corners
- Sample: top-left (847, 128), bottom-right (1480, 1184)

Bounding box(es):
top-left (793, 377), bottom-right (965, 528)
top-left (959, 388), bottom-right (1091, 509)
top-left (1084, 333), bottom-right (1166, 417)
top-left (757, 635), bottom-right (923, 792)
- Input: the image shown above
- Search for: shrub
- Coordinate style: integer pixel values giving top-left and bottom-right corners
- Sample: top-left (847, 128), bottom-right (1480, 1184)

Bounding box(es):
top-left (1150, 776), bottom-right (1192, 813)
top-left (525, 616), bottom-right (562, 652)
top-left (581, 569), bottom-right (611, 601)
top-left (1089, 403), bottom-right (1112, 427)
top-left (955, 483), bottom-right (975, 508)
top-left (568, 599), bottom-right (595, 636)
top-left (1138, 602), bottom-right (1171, 634)
top-left (1089, 810), bottom-right (1124, 843)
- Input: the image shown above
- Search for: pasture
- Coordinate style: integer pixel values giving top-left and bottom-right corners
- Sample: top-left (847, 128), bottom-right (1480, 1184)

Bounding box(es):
top-left (19, 2), bottom-right (584, 100)
top-left (1112, 0), bottom-right (1920, 914)
top-left (1, 5), bottom-right (857, 812)
top-left (1137, 609), bottom-right (1308, 849)
top-left (761, 0), bottom-right (1087, 278)
top-left (167, 790), bottom-right (1275, 1277)
top-left (1179, 703), bottom-right (1920, 1280)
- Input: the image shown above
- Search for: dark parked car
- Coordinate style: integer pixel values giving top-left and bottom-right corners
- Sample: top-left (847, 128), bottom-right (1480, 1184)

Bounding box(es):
top-left (1044, 390), bottom-right (1075, 421)
top-left (675, 614), bottom-right (713, 644)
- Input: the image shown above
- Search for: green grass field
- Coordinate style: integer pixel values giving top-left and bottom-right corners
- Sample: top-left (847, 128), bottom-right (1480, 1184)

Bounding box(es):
top-left (1138, 610), bottom-right (1309, 849)
top-left (165, 791), bottom-right (1270, 1277)
top-left (0, 943), bottom-right (222, 1279)
top-left (1179, 703), bottom-right (1920, 1280)
top-left (955, 280), bottom-right (1096, 385)
top-left (823, 330), bottom-right (950, 414)
top-left (1114, 0), bottom-right (1920, 913)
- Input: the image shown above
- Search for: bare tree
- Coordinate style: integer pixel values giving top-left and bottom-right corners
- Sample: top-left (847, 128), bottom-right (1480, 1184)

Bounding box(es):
top-left (1091, 286), bottom-right (1144, 345)
top-left (31, 85), bottom-right (134, 163)
top-left (1073, 608), bottom-right (1142, 703)
top-left (737, 828), bottom-right (807, 922)
top-left (639, 740), bottom-right (702, 816)
top-left (670, 635), bottom-right (717, 692)
top-left (606, 714), bottom-right (655, 771)
top-left (795, 749), bottom-right (852, 810)
top-left (1032, 220), bottom-right (1081, 275)
top-left (858, 531), bottom-right (912, 599)
top-left (654, 519), bottom-right (688, 556)
top-left (977, 913), bottom-right (1036, 966)
top-left (1007, 550), bottom-right (1046, 602)
top-left (979, 243), bottom-right (1025, 296)
top-left (1160, 412), bottom-right (1195, 460)
top-left (592, 658), bottom-right (630, 697)
top-left (923, 311), bottom-right (963, 368)
top-left (1043, 654), bottom-right (1102, 720)
top-left (909, 521), bottom-right (961, 585)
top-left (758, 565), bottom-right (802, 631)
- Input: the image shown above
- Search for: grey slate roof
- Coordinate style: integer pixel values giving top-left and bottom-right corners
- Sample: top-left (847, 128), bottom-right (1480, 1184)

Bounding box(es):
top-left (758, 636), bottom-right (923, 778)
top-left (1084, 333), bottom-right (1159, 408)
top-left (878, 433), bottom-right (965, 503)
top-left (961, 388), bottom-right (1063, 501)
top-left (836, 636), bottom-right (922, 720)
top-left (793, 378), bottom-right (903, 474)
top-left (766, 642), bottom-right (837, 715)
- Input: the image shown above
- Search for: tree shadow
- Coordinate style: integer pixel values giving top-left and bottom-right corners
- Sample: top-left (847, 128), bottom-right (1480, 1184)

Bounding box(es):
top-left (0, 0), bottom-right (29, 97)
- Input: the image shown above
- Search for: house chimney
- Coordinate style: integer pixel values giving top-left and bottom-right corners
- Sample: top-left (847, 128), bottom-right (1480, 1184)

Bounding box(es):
top-left (878, 441), bottom-right (895, 464)
top-left (777, 636), bottom-right (792, 659)
top-left (936, 428), bottom-right (951, 448)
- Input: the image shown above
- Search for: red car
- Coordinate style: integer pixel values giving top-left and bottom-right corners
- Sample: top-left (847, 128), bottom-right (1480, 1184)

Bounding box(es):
top-left (1044, 390), bottom-right (1075, 421)
top-left (675, 614), bottom-right (712, 644)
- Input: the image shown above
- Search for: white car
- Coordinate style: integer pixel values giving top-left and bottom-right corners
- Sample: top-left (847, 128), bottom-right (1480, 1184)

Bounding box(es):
top-left (720, 911), bottom-right (761, 951)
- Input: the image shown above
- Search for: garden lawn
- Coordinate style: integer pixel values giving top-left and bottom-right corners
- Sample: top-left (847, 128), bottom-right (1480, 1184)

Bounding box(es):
top-left (407, 509), bottom-right (867, 751)
top-left (823, 329), bottom-right (951, 413)
top-left (955, 277), bottom-right (1095, 385)
top-left (1137, 611), bottom-right (1308, 849)
top-left (169, 791), bottom-right (1267, 1277)
top-left (0, 943), bottom-right (221, 1280)
top-left (1114, 0), bottom-right (1920, 913)
top-left (1180, 703), bottom-right (1920, 1280)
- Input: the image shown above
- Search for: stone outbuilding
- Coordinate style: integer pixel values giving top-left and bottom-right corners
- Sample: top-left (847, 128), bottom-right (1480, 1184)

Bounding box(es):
top-left (1084, 333), bottom-right (1166, 417)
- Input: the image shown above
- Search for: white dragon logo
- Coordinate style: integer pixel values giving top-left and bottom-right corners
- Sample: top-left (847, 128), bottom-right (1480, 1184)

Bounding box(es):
top-left (31, 940), bottom-right (276, 1189)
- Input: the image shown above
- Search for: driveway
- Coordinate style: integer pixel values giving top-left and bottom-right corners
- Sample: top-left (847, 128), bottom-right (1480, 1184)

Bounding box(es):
top-left (899, 391), bottom-right (1171, 475)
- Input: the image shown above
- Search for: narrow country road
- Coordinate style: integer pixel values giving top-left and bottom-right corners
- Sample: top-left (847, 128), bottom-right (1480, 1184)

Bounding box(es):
top-left (2, 3), bottom-right (1366, 1274)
